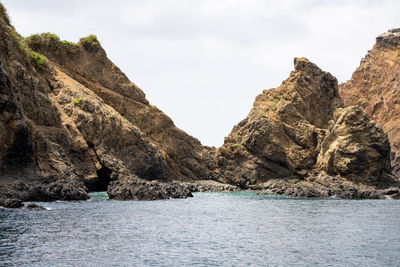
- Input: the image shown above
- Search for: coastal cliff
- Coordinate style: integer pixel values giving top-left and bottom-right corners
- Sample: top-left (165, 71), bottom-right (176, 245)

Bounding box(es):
top-left (210, 58), bottom-right (399, 198)
top-left (340, 29), bottom-right (400, 178)
top-left (1, 3), bottom-right (399, 206)
top-left (0, 4), bottom-right (202, 206)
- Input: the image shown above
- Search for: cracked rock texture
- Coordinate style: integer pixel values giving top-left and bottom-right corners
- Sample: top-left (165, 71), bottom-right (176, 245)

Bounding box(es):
top-left (340, 28), bottom-right (400, 177)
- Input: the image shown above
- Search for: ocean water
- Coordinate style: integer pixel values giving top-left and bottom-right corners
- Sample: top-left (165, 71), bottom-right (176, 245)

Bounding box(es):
top-left (1, 192), bottom-right (400, 266)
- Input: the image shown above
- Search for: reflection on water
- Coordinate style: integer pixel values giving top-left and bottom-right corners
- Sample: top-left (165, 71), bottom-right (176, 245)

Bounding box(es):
top-left (1, 192), bottom-right (400, 266)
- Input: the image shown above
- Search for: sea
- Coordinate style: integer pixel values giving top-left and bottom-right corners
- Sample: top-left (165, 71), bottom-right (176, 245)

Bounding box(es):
top-left (1, 192), bottom-right (400, 266)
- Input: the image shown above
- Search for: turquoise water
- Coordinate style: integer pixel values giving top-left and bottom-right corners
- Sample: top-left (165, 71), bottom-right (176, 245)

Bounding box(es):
top-left (1, 192), bottom-right (400, 266)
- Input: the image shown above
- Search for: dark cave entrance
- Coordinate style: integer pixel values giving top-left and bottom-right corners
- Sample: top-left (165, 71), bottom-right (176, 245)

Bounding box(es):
top-left (87, 165), bottom-right (112, 192)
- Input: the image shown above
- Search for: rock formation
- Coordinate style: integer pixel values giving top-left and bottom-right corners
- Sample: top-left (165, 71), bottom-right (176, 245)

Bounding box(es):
top-left (0, 2), bottom-right (399, 205)
top-left (211, 58), bottom-right (343, 186)
top-left (340, 29), bottom-right (400, 177)
top-left (210, 58), bottom-right (399, 198)
top-left (0, 4), bottom-right (202, 204)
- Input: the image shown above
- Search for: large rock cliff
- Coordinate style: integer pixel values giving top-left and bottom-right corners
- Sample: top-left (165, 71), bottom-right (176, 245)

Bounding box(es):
top-left (340, 29), bottom-right (400, 178)
top-left (210, 58), bottom-right (399, 198)
top-left (0, 4), bottom-right (206, 205)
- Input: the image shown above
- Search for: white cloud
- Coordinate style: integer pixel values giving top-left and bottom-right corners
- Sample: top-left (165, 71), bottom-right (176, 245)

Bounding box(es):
top-left (2, 0), bottom-right (399, 146)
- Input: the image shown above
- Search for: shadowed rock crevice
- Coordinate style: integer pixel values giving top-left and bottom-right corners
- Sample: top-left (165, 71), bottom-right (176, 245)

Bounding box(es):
top-left (84, 165), bottom-right (112, 192)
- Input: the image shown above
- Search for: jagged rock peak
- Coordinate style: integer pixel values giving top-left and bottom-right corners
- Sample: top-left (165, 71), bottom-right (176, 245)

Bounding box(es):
top-left (294, 57), bottom-right (323, 74)
top-left (376, 28), bottom-right (400, 48)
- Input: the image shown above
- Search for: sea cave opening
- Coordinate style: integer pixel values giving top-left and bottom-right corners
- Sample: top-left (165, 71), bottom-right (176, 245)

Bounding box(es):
top-left (87, 165), bottom-right (112, 192)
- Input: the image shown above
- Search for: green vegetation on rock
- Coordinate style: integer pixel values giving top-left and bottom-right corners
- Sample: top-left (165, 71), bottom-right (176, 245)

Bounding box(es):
top-left (73, 97), bottom-right (83, 105)
top-left (79, 35), bottom-right (99, 47)
top-left (26, 33), bottom-right (79, 49)
top-left (4, 25), bottom-right (25, 51)
top-left (30, 51), bottom-right (47, 70)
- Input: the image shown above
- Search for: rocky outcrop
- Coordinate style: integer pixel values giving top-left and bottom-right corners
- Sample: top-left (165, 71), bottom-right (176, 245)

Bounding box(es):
top-left (340, 29), bottom-right (400, 177)
top-left (0, 3), bottom-right (207, 203)
top-left (210, 58), bottom-right (399, 197)
top-left (317, 106), bottom-right (392, 186)
top-left (25, 32), bottom-right (210, 182)
top-left (258, 174), bottom-right (400, 199)
top-left (107, 179), bottom-right (193, 201)
top-left (0, 176), bottom-right (89, 202)
top-left (211, 58), bottom-right (343, 186)
top-left (182, 180), bottom-right (239, 192)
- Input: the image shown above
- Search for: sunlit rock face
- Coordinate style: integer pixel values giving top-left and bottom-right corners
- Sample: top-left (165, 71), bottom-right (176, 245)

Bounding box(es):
top-left (340, 28), bottom-right (400, 178)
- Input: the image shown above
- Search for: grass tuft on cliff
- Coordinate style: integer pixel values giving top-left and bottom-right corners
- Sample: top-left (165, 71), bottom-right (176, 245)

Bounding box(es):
top-left (4, 25), bottom-right (25, 51)
top-left (30, 51), bottom-right (47, 70)
top-left (25, 33), bottom-right (99, 53)
top-left (79, 35), bottom-right (100, 49)
top-left (25, 33), bottom-right (79, 50)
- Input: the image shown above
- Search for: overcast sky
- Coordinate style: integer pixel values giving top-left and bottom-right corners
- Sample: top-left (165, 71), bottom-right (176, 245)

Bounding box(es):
top-left (2, 0), bottom-right (399, 147)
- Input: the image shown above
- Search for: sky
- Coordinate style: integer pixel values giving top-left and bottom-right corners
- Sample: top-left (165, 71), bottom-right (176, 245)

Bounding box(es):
top-left (2, 0), bottom-right (399, 147)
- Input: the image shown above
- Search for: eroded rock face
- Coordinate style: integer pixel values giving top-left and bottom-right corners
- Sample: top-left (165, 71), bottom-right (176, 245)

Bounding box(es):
top-left (212, 58), bottom-right (399, 196)
top-left (317, 106), bottom-right (392, 185)
top-left (340, 28), bottom-right (400, 177)
top-left (25, 33), bottom-right (210, 182)
top-left (212, 58), bottom-right (343, 187)
top-left (0, 4), bottom-right (209, 202)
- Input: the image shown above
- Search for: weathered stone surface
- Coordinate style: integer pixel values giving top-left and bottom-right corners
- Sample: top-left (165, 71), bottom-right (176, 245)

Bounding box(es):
top-left (340, 28), bottom-right (400, 177)
top-left (26, 32), bottom-right (210, 182)
top-left (210, 57), bottom-right (399, 197)
top-left (317, 106), bottom-right (392, 186)
top-left (182, 180), bottom-right (239, 192)
top-left (259, 173), bottom-right (399, 199)
top-left (0, 198), bottom-right (23, 208)
top-left (107, 179), bottom-right (193, 201)
top-left (210, 58), bottom-right (343, 187)
top-left (0, 5), bottom-right (208, 202)
top-left (1, 177), bottom-right (89, 202)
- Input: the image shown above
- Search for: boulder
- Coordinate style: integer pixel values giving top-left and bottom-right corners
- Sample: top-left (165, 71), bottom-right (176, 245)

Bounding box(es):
top-left (317, 106), bottom-right (392, 185)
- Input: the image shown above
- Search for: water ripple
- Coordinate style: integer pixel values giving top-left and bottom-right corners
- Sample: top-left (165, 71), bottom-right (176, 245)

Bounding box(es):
top-left (1, 192), bottom-right (400, 266)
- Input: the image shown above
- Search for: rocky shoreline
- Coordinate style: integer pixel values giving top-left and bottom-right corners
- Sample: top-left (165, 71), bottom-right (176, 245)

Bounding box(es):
top-left (0, 3), bottom-right (399, 206)
top-left (2, 176), bottom-right (400, 209)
